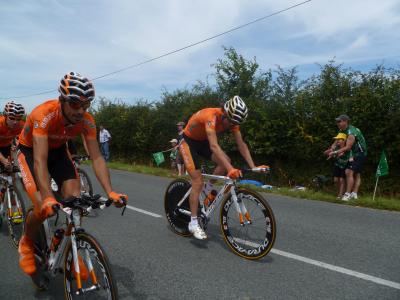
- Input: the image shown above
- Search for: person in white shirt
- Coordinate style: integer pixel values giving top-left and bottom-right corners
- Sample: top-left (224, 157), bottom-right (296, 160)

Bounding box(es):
top-left (99, 125), bottom-right (111, 162)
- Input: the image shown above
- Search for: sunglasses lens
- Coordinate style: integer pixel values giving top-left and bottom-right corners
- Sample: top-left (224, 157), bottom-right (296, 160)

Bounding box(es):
top-left (69, 101), bottom-right (90, 110)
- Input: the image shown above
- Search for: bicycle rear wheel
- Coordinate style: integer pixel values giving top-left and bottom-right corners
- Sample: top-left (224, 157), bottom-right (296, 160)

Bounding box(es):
top-left (5, 184), bottom-right (26, 248)
top-left (164, 178), bottom-right (192, 236)
top-left (220, 188), bottom-right (276, 260)
top-left (64, 232), bottom-right (118, 300)
top-left (78, 168), bottom-right (93, 196)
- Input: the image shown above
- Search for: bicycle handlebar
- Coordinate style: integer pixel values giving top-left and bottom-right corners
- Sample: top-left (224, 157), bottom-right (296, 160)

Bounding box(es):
top-left (242, 166), bottom-right (270, 174)
top-left (57, 194), bottom-right (126, 215)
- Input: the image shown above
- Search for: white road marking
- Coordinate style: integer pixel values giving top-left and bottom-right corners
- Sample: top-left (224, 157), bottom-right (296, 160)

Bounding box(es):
top-left (271, 249), bottom-right (400, 290)
top-left (233, 237), bottom-right (400, 290)
top-left (129, 207), bottom-right (400, 290)
top-left (126, 205), bottom-right (163, 218)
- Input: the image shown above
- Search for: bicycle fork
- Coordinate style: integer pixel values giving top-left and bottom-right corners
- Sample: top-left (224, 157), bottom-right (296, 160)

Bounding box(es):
top-left (70, 212), bottom-right (101, 295)
top-left (230, 187), bottom-right (251, 226)
top-left (5, 186), bottom-right (23, 223)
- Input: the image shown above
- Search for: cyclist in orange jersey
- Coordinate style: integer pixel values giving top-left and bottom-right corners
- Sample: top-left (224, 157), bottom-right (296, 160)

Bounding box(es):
top-left (0, 101), bottom-right (25, 170)
top-left (17, 72), bottom-right (128, 276)
top-left (179, 96), bottom-right (266, 239)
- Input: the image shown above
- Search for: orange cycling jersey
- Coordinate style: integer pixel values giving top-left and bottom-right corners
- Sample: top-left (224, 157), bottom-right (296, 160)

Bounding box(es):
top-left (183, 108), bottom-right (240, 141)
top-left (0, 115), bottom-right (25, 147)
top-left (19, 99), bottom-right (97, 149)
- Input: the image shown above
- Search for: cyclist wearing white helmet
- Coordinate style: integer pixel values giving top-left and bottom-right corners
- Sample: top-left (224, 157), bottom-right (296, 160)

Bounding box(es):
top-left (17, 72), bottom-right (128, 277)
top-left (0, 101), bottom-right (25, 170)
top-left (179, 95), bottom-right (267, 239)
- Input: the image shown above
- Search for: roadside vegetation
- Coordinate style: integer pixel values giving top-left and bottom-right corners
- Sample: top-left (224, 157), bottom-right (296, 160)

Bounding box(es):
top-left (84, 46), bottom-right (399, 196)
top-left (104, 161), bottom-right (400, 212)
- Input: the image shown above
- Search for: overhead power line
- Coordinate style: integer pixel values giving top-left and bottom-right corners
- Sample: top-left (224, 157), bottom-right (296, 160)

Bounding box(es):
top-left (2, 0), bottom-right (311, 100)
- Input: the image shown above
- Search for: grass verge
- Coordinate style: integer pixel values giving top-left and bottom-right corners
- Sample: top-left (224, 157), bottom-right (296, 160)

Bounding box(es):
top-left (105, 161), bottom-right (400, 212)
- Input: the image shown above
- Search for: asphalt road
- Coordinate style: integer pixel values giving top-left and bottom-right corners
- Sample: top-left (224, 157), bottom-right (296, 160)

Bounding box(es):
top-left (0, 167), bottom-right (399, 299)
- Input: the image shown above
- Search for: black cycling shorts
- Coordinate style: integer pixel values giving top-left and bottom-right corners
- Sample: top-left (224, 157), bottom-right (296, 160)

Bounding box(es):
top-left (179, 133), bottom-right (212, 171)
top-left (17, 144), bottom-right (78, 191)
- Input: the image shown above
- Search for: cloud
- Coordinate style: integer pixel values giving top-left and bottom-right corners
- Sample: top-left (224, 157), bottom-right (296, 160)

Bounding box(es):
top-left (0, 0), bottom-right (399, 112)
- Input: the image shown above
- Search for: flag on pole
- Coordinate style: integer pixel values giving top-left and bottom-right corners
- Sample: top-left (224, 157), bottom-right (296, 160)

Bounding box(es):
top-left (375, 151), bottom-right (389, 178)
top-left (153, 152), bottom-right (165, 166)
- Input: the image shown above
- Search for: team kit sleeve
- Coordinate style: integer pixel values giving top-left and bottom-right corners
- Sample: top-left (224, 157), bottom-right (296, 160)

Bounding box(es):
top-left (204, 114), bottom-right (217, 133)
top-left (31, 112), bottom-right (50, 137)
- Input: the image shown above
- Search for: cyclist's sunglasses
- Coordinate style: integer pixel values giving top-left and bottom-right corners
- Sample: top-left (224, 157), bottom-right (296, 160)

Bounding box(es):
top-left (68, 101), bottom-right (91, 110)
top-left (7, 116), bottom-right (21, 121)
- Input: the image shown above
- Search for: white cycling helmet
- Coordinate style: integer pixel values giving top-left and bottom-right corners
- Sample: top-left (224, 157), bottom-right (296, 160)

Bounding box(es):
top-left (58, 71), bottom-right (95, 103)
top-left (4, 101), bottom-right (25, 119)
top-left (223, 95), bottom-right (248, 125)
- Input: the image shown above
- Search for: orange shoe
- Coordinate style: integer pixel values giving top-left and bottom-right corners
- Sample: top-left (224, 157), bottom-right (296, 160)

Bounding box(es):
top-left (71, 254), bottom-right (89, 281)
top-left (18, 235), bottom-right (36, 276)
top-left (41, 197), bottom-right (59, 219)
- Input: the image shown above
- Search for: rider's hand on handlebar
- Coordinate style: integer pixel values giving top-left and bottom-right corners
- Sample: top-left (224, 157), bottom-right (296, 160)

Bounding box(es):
top-left (227, 168), bottom-right (242, 180)
top-left (41, 196), bottom-right (60, 219)
top-left (108, 191), bottom-right (128, 208)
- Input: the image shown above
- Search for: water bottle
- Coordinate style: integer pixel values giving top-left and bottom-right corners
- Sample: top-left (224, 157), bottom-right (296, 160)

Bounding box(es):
top-left (50, 228), bottom-right (65, 252)
top-left (204, 190), bottom-right (217, 207)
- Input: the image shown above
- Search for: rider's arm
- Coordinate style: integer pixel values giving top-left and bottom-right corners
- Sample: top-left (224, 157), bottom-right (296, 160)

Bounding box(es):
top-left (206, 130), bottom-right (234, 172)
top-left (232, 130), bottom-right (255, 169)
top-left (0, 152), bottom-right (8, 166)
top-left (81, 134), bottom-right (90, 156)
top-left (32, 135), bottom-right (53, 199)
top-left (84, 137), bottom-right (112, 195)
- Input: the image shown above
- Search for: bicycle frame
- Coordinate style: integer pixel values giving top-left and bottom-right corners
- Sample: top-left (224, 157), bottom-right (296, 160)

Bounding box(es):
top-left (41, 205), bottom-right (100, 294)
top-left (0, 170), bottom-right (23, 222)
top-left (176, 173), bottom-right (251, 225)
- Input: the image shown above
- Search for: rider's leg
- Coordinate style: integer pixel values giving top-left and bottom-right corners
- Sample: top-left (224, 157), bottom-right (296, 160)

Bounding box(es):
top-left (17, 148), bottom-right (42, 275)
top-left (187, 169), bottom-right (203, 218)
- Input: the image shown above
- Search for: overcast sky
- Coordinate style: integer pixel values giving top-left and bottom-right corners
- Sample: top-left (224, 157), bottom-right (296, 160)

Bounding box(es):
top-left (1, 0), bottom-right (399, 112)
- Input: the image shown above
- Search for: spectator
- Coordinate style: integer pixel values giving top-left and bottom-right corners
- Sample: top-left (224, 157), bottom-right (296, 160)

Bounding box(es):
top-left (328, 115), bottom-right (367, 201)
top-left (331, 133), bottom-right (350, 199)
top-left (99, 125), bottom-right (111, 162)
top-left (169, 139), bottom-right (178, 174)
top-left (176, 121), bottom-right (185, 175)
top-left (176, 121), bottom-right (185, 142)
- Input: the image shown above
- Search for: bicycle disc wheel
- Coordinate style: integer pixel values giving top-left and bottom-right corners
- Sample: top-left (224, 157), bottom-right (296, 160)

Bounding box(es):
top-left (6, 186), bottom-right (26, 248)
top-left (164, 178), bottom-right (192, 236)
top-left (220, 188), bottom-right (276, 260)
top-left (78, 168), bottom-right (94, 196)
top-left (64, 232), bottom-right (118, 300)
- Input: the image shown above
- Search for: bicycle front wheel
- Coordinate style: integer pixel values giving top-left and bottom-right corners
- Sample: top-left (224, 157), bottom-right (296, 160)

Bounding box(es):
top-left (78, 168), bottom-right (94, 196)
top-left (64, 232), bottom-right (118, 300)
top-left (220, 188), bottom-right (276, 260)
top-left (6, 185), bottom-right (26, 248)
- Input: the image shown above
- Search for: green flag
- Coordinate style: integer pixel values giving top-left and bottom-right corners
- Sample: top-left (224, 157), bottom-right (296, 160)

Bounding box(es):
top-left (376, 151), bottom-right (389, 178)
top-left (153, 152), bottom-right (165, 166)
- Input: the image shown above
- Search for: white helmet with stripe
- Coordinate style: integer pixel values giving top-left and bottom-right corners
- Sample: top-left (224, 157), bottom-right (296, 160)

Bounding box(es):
top-left (4, 101), bottom-right (25, 118)
top-left (223, 95), bottom-right (248, 125)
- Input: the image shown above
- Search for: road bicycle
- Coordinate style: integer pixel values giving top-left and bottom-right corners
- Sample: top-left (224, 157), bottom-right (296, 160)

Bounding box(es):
top-left (0, 163), bottom-right (26, 247)
top-left (29, 193), bottom-right (126, 299)
top-left (164, 167), bottom-right (276, 260)
top-left (51, 155), bottom-right (93, 197)
top-left (73, 155), bottom-right (94, 197)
